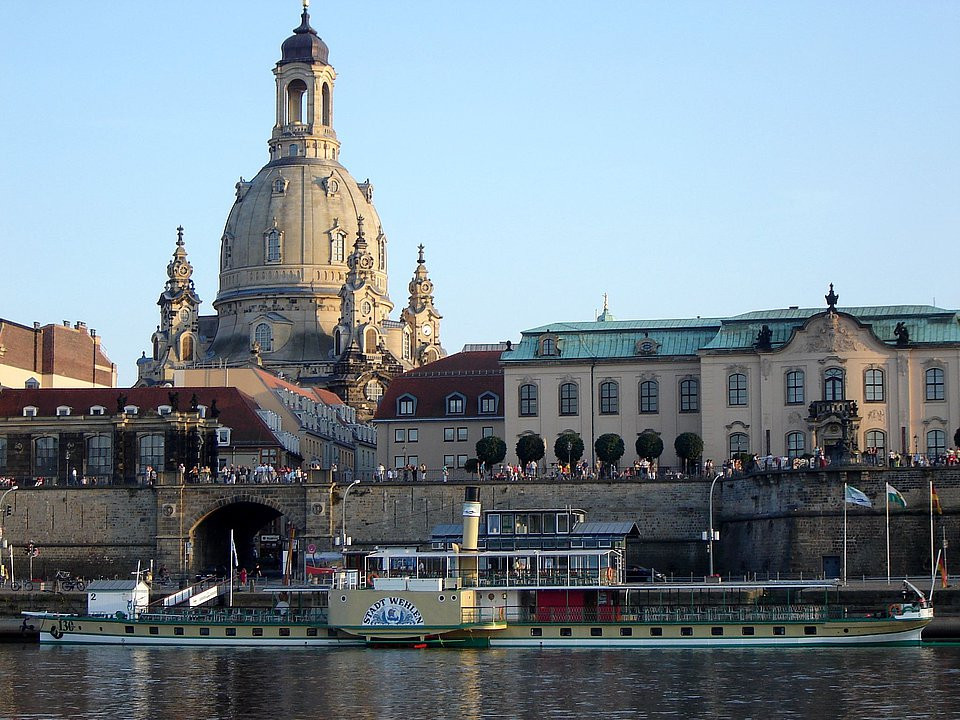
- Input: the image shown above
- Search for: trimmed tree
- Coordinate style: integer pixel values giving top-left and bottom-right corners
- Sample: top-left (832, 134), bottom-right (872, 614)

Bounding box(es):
top-left (464, 458), bottom-right (480, 476)
top-left (954, 427), bottom-right (960, 449)
top-left (674, 432), bottom-right (704, 474)
top-left (595, 433), bottom-right (625, 477)
top-left (516, 434), bottom-right (545, 467)
top-left (635, 431), bottom-right (664, 462)
top-left (554, 432), bottom-right (584, 470)
top-left (476, 436), bottom-right (507, 476)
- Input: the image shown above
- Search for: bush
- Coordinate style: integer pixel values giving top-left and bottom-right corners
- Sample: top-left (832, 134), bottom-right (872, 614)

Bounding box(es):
top-left (554, 432), bottom-right (584, 465)
top-left (635, 431), bottom-right (664, 461)
top-left (674, 432), bottom-right (704, 473)
top-left (516, 434), bottom-right (545, 466)
top-left (476, 436), bottom-right (507, 470)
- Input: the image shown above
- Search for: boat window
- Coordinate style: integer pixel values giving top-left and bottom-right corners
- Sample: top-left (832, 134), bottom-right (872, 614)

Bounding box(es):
top-left (200, 628), bottom-right (210, 636)
top-left (501, 514), bottom-right (514, 535)
top-left (530, 628), bottom-right (542, 637)
top-left (226, 628), bottom-right (237, 637)
top-left (253, 628), bottom-right (263, 637)
top-left (515, 514), bottom-right (528, 534)
top-left (149, 627), bottom-right (159, 635)
top-left (804, 626), bottom-right (817, 635)
top-left (307, 628), bottom-right (318, 637)
top-left (279, 628), bottom-right (290, 637)
top-left (711, 627), bottom-right (723, 636)
top-left (590, 627), bottom-right (602, 637)
top-left (773, 626), bottom-right (785, 636)
top-left (620, 627), bottom-right (633, 637)
top-left (650, 627), bottom-right (663, 636)
top-left (598, 539), bottom-right (611, 548)
top-left (741, 627), bottom-right (755, 636)
top-left (528, 514), bottom-right (542, 534)
top-left (557, 514), bottom-right (570, 534)
top-left (326, 629), bottom-right (338, 638)
top-left (174, 627), bottom-right (184, 636)
top-left (560, 628), bottom-right (572, 637)
top-left (125, 626), bottom-right (134, 634)
top-left (680, 627), bottom-right (693, 637)
top-left (487, 514), bottom-right (501, 535)
top-left (543, 513), bottom-right (557, 534)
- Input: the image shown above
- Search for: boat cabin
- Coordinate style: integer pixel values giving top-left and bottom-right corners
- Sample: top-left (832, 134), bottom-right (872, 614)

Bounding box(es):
top-left (86, 580), bottom-right (151, 618)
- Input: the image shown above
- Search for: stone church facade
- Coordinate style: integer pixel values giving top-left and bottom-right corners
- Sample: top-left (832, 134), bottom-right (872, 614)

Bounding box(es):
top-left (137, 6), bottom-right (444, 421)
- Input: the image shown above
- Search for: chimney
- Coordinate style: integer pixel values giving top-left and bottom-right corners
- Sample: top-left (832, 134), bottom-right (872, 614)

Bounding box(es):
top-left (461, 486), bottom-right (481, 552)
top-left (90, 329), bottom-right (96, 338)
top-left (63, 321), bottom-right (70, 327)
top-left (33, 322), bottom-right (40, 330)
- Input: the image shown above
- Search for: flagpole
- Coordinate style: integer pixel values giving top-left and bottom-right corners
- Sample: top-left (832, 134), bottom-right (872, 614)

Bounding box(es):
top-left (229, 528), bottom-right (235, 607)
top-left (843, 483), bottom-right (848, 586)
top-left (885, 483), bottom-right (891, 584)
top-left (930, 481), bottom-right (935, 590)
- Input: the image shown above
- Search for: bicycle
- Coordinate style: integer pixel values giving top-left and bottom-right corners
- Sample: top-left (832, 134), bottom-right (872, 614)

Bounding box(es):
top-left (54, 570), bottom-right (86, 592)
top-left (10, 579), bottom-right (34, 591)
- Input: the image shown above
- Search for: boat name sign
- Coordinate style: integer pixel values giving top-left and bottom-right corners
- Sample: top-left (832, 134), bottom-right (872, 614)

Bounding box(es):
top-left (362, 597), bottom-right (424, 626)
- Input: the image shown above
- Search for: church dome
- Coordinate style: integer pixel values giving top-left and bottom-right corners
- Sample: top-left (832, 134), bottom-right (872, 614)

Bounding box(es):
top-left (280, 7), bottom-right (328, 66)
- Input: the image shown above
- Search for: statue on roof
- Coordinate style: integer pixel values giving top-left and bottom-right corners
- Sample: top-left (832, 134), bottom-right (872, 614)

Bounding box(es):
top-left (894, 322), bottom-right (910, 347)
top-left (756, 324), bottom-right (773, 351)
top-left (825, 283), bottom-right (839, 312)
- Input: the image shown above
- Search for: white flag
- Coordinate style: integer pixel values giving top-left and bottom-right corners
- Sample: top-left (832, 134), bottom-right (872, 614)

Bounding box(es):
top-left (845, 485), bottom-right (872, 508)
top-left (230, 529), bottom-right (239, 568)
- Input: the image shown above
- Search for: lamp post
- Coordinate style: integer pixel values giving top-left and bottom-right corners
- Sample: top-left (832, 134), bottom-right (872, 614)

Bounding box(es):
top-left (706, 473), bottom-right (722, 577)
top-left (0, 486), bottom-right (19, 580)
top-left (340, 480), bottom-right (360, 547)
top-left (567, 441), bottom-right (573, 478)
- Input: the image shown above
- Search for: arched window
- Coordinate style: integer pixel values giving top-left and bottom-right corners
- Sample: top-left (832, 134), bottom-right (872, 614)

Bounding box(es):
top-left (378, 235), bottom-right (386, 271)
top-left (254, 323), bottom-right (273, 352)
top-left (321, 82), bottom-right (331, 125)
top-left (334, 328), bottom-right (343, 355)
top-left (925, 368), bottom-right (945, 401)
top-left (331, 232), bottom-right (346, 263)
top-left (221, 234), bottom-right (232, 269)
top-left (288, 144), bottom-right (299, 157)
top-left (86, 434), bottom-right (113, 478)
top-left (786, 431), bottom-right (806, 458)
top-left (181, 335), bottom-right (194, 362)
top-left (728, 433), bottom-right (749, 455)
top-left (265, 227), bottom-right (282, 263)
top-left (34, 436), bottom-right (58, 477)
top-left (519, 384), bottom-right (538, 417)
top-left (138, 434), bottom-right (165, 477)
top-left (365, 380), bottom-right (384, 404)
top-left (639, 380), bottom-right (658, 414)
top-left (785, 370), bottom-right (804, 405)
top-left (679, 378), bottom-right (699, 413)
top-left (864, 368), bottom-right (884, 402)
top-left (559, 383), bottom-right (578, 416)
top-left (599, 381), bottom-right (619, 415)
top-left (364, 328), bottom-right (378, 353)
top-left (541, 338), bottom-right (557, 356)
top-left (287, 79), bottom-right (308, 124)
top-left (402, 330), bottom-right (411, 359)
top-left (728, 373), bottom-right (748, 406)
top-left (153, 335), bottom-right (161, 361)
top-left (865, 429), bottom-right (886, 457)
top-left (926, 429), bottom-right (946, 459)
top-left (824, 368), bottom-right (844, 401)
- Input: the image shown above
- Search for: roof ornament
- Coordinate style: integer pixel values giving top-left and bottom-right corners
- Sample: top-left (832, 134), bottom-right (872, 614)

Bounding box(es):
top-left (176, 225), bottom-right (184, 247)
top-left (825, 283), bottom-right (839, 312)
top-left (417, 244), bottom-right (425, 264)
top-left (294, 0), bottom-right (317, 36)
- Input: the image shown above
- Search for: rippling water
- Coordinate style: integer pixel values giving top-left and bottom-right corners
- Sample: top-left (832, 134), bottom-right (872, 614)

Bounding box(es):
top-left (1, 644), bottom-right (959, 719)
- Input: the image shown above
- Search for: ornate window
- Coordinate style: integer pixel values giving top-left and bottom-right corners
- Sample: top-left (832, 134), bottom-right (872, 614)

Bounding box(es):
top-left (540, 338), bottom-right (557, 356)
top-left (519, 384), bottom-right (538, 417)
top-left (321, 82), bottom-right (331, 125)
top-left (402, 329), bottom-right (411, 360)
top-left (34, 436), bottom-right (58, 477)
top-left (679, 378), bottom-right (699, 413)
top-left (286, 79), bottom-right (308, 124)
top-left (864, 368), bottom-right (885, 402)
top-left (181, 335), bottom-right (194, 362)
top-left (365, 380), bottom-right (384, 405)
top-left (865, 429), bottom-right (886, 456)
top-left (138, 434), bottom-right (164, 477)
top-left (727, 373), bottom-right (748, 406)
top-left (728, 433), bottom-right (749, 455)
top-left (639, 381), bottom-right (658, 414)
top-left (254, 324), bottom-right (273, 353)
top-left (377, 234), bottom-right (386, 271)
top-left (785, 370), bottom-right (805, 405)
top-left (86, 435), bottom-right (113, 478)
top-left (599, 381), bottom-right (619, 415)
top-left (824, 368), bottom-right (845, 401)
top-left (331, 231), bottom-right (346, 264)
top-left (479, 392), bottom-right (499, 415)
top-left (786, 431), bottom-right (806, 458)
top-left (926, 429), bottom-right (946, 458)
top-left (559, 382), bottom-right (578, 416)
top-left (221, 233), bottom-right (233, 269)
top-left (264, 226), bottom-right (282, 264)
top-left (397, 394), bottom-right (416, 416)
top-left (446, 393), bottom-right (465, 415)
top-left (925, 368), bottom-right (945, 401)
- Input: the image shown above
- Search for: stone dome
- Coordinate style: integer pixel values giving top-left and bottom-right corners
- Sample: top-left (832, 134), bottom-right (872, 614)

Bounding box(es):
top-left (280, 8), bottom-right (329, 66)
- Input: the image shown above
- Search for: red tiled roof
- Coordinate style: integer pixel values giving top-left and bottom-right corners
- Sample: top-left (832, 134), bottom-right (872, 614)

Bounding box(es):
top-left (0, 386), bottom-right (280, 448)
top-left (252, 368), bottom-right (345, 406)
top-left (374, 351), bottom-right (503, 421)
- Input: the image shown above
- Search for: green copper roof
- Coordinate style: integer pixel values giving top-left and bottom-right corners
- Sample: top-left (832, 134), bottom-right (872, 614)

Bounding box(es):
top-left (503, 305), bottom-right (960, 362)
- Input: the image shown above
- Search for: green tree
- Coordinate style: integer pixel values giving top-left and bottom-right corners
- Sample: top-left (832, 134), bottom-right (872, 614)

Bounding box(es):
top-left (464, 458), bottom-right (480, 476)
top-left (635, 431), bottom-right (664, 462)
top-left (674, 432), bottom-right (704, 474)
top-left (554, 432), bottom-right (584, 469)
top-left (954, 427), bottom-right (960, 449)
top-left (594, 433), bottom-right (625, 477)
top-left (515, 434), bottom-right (545, 467)
top-left (476, 436), bottom-right (507, 476)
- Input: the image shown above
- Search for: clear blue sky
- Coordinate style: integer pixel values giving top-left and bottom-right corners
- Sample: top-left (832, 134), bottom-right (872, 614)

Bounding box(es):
top-left (1, 2), bottom-right (958, 387)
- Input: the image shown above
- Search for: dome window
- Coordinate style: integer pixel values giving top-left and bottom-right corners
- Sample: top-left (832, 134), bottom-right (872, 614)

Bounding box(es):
top-left (331, 231), bottom-right (346, 264)
top-left (271, 176), bottom-right (287, 195)
top-left (264, 225), bottom-right (283, 264)
top-left (321, 83), bottom-right (331, 125)
top-left (254, 323), bottom-right (273, 353)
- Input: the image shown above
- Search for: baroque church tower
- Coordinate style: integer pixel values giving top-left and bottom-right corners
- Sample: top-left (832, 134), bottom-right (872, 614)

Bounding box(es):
top-left (136, 4), bottom-right (444, 419)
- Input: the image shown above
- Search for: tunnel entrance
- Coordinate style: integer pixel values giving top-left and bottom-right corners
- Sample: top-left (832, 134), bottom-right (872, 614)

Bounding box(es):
top-left (189, 501), bottom-right (293, 578)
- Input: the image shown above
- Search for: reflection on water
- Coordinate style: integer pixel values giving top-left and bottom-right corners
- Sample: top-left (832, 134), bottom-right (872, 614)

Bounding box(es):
top-left (0, 644), bottom-right (959, 719)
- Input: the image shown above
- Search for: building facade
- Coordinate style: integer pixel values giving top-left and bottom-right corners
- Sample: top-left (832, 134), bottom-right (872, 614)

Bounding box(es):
top-left (0, 319), bottom-right (116, 389)
top-left (502, 288), bottom-right (960, 470)
top-left (374, 349), bottom-right (505, 478)
top-left (136, 7), bottom-right (444, 421)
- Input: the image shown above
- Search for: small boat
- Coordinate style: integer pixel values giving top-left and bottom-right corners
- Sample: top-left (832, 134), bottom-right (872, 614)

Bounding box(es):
top-left (27, 487), bottom-right (933, 647)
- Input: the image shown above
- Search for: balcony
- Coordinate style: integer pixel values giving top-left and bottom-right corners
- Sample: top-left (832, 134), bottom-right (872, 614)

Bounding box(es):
top-left (807, 400), bottom-right (859, 422)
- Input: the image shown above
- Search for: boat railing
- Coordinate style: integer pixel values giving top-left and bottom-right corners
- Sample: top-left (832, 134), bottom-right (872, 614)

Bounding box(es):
top-left (135, 606), bottom-right (329, 625)
top-left (461, 605), bottom-right (507, 625)
top-left (518, 604), bottom-right (830, 624)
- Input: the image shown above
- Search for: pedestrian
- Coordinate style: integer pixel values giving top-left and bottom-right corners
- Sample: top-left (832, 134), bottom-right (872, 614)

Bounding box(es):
top-left (239, 567), bottom-right (248, 587)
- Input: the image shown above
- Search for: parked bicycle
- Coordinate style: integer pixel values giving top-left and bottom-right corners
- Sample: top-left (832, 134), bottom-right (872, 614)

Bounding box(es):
top-left (9, 579), bottom-right (34, 591)
top-left (54, 570), bottom-right (86, 592)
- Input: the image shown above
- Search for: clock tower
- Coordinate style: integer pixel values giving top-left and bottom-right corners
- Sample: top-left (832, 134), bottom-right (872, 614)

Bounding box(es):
top-left (401, 244), bottom-right (443, 365)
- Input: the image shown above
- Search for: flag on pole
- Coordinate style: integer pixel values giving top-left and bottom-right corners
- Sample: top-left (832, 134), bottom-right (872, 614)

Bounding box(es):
top-left (845, 485), bottom-right (872, 508)
top-left (931, 485), bottom-right (943, 515)
top-left (936, 553), bottom-right (949, 588)
top-left (230, 529), bottom-right (239, 568)
top-left (886, 483), bottom-right (907, 508)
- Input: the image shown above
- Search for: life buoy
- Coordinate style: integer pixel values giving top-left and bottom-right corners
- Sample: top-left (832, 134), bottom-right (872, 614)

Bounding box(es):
top-left (50, 626), bottom-right (63, 640)
top-left (606, 567), bottom-right (616, 583)
top-left (888, 603), bottom-right (902, 617)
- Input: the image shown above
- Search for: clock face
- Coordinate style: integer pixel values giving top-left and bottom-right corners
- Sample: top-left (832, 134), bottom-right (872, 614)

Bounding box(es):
top-left (421, 324), bottom-right (432, 336)
top-left (420, 281), bottom-right (432, 293)
top-left (359, 255), bottom-right (373, 269)
top-left (177, 265), bottom-right (189, 276)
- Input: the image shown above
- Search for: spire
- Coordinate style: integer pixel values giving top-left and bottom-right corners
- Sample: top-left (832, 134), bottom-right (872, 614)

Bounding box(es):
top-left (597, 293), bottom-right (615, 322)
top-left (825, 283), bottom-right (839, 312)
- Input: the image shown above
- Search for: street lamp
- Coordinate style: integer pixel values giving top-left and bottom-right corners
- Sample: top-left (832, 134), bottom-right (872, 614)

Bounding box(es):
top-left (0, 486), bottom-right (19, 580)
top-left (567, 441), bottom-right (573, 478)
top-left (340, 480), bottom-right (360, 547)
top-left (705, 473), bottom-right (722, 577)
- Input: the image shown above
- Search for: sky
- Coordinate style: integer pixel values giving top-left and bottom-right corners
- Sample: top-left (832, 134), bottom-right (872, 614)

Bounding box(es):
top-left (1, 2), bottom-right (958, 387)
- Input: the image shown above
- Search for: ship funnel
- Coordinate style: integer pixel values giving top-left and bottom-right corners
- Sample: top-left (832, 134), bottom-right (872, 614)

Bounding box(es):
top-left (462, 486), bottom-right (481, 553)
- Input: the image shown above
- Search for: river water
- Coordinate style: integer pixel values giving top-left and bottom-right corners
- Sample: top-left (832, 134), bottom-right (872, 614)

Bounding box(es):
top-left (0, 644), bottom-right (958, 719)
